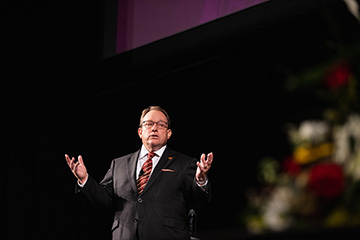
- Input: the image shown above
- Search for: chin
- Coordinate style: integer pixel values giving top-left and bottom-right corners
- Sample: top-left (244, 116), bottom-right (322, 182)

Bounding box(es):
top-left (148, 141), bottom-right (161, 147)
top-left (147, 141), bottom-right (165, 149)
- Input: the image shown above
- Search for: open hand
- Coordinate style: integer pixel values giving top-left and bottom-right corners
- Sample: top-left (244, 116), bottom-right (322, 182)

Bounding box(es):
top-left (196, 152), bottom-right (213, 184)
top-left (65, 154), bottom-right (88, 184)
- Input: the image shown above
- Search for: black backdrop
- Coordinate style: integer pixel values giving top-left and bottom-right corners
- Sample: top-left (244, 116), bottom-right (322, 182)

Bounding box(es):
top-left (4, 0), bottom-right (360, 239)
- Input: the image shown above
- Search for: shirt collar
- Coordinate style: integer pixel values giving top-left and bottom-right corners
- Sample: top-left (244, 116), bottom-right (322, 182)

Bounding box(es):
top-left (139, 144), bottom-right (167, 159)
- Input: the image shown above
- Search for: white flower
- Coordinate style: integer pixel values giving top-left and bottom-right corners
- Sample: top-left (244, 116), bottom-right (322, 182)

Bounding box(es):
top-left (336, 114), bottom-right (360, 180)
top-left (333, 114), bottom-right (360, 160)
top-left (333, 125), bottom-right (350, 164)
top-left (346, 114), bottom-right (360, 149)
top-left (298, 121), bottom-right (329, 143)
top-left (262, 187), bottom-right (293, 231)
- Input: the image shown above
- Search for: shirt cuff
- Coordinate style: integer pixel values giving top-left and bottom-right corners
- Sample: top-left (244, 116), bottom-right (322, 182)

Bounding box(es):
top-left (77, 174), bottom-right (88, 187)
top-left (196, 178), bottom-right (208, 191)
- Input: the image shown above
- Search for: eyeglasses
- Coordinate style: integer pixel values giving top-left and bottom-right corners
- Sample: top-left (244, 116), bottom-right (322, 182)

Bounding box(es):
top-left (142, 120), bottom-right (168, 129)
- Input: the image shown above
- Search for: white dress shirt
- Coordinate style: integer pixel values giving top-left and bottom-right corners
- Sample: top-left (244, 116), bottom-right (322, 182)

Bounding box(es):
top-left (136, 144), bottom-right (167, 179)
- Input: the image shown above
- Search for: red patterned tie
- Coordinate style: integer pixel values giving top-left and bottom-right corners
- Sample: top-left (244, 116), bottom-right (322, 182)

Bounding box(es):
top-left (137, 152), bottom-right (155, 194)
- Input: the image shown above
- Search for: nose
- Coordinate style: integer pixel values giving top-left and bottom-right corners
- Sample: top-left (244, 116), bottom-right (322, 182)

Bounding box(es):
top-left (151, 123), bottom-right (158, 131)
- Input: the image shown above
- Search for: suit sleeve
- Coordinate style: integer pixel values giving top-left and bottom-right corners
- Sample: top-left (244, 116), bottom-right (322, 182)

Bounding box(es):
top-left (75, 160), bottom-right (115, 209)
top-left (185, 158), bottom-right (212, 209)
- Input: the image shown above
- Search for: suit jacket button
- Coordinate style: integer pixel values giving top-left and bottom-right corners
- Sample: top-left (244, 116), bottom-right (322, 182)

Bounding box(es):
top-left (134, 218), bottom-right (138, 223)
top-left (138, 198), bottom-right (143, 203)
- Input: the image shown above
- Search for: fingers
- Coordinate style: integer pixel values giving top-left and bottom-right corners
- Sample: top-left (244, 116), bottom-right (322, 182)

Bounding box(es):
top-left (200, 153), bottom-right (205, 163)
top-left (65, 154), bottom-right (88, 183)
top-left (73, 161), bottom-right (80, 173)
top-left (198, 152), bottom-right (214, 173)
top-left (78, 155), bottom-right (84, 166)
top-left (65, 154), bottom-right (82, 172)
top-left (196, 152), bottom-right (212, 183)
top-left (207, 152), bottom-right (213, 165)
top-left (65, 154), bottom-right (71, 165)
top-left (65, 154), bottom-right (75, 168)
top-left (201, 152), bottom-right (213, 166)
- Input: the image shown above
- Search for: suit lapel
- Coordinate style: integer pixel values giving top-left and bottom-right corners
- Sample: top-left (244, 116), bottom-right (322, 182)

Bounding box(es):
top-left (140, 147), bottom-right (176, 195)
top-left (126, 150), bottom-right (140, 193)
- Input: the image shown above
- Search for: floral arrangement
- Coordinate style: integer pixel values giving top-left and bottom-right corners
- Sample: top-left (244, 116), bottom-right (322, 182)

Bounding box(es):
top-left (244, 114), bottom-right (360, 233)
top-left (243, 37), bottom-right (360, 234)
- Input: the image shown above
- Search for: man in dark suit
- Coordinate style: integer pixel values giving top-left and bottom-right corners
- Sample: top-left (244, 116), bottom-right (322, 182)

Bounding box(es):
top-left (65, 106), bottom-right (213, 240)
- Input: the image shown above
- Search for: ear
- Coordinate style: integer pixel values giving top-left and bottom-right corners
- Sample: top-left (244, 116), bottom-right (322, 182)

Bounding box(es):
top-left (166, 129), bottom-right (172, 140)
top-left (138, 128), bottom-right (143, 139)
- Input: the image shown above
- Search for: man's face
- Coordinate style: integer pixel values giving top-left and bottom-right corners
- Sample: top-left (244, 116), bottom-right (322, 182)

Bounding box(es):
top-left (138, 110), bottom-right (172, 151)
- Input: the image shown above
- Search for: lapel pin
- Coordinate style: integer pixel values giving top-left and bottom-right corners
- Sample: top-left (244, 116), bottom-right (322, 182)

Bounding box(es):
top-left (168, 157), bottom-right (173, 160)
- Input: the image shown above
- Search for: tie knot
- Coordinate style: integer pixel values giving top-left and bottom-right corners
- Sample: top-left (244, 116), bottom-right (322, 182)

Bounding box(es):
top-left (148, 151), bottom-right (155, 159)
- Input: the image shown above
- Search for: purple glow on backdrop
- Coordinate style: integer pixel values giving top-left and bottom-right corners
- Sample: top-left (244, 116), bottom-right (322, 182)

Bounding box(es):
top-left (116, 0), bottom-right (267, 54)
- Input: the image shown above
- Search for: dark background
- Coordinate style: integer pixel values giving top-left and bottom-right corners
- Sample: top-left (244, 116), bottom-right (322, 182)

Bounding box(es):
top-left (4, 0), bottom-right (360, 239)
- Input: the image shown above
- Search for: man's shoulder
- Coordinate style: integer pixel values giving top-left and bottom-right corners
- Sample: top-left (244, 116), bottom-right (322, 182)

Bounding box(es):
top-left (113, 150), bottom-right (140, 163)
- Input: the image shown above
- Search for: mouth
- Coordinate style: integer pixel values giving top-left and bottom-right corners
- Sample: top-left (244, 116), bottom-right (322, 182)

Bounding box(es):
top-left (149, 134), bottom-right (159, 139)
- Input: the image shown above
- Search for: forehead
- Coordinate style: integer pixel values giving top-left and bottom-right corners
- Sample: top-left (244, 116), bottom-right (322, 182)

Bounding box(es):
top-left (143, 110), bottom-right (167, 121)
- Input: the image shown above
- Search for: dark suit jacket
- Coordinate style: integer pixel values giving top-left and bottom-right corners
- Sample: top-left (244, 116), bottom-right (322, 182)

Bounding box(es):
top-left (76, 147), bottom-right (211, 240)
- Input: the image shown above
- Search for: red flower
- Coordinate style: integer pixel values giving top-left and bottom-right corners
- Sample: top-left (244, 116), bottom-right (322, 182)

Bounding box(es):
top-left (308, 163), bottom-right (344, 200)
top-left (324, 60), bottom-right (352, 89)
top-left (283, 156), bottom-right (301, 177)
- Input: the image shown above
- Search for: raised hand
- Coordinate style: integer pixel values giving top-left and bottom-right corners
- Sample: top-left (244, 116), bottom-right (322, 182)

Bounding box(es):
top-left (65, 154), bottom-right (88, 184)
top-left (196, 152), bottom-right (213, 184)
